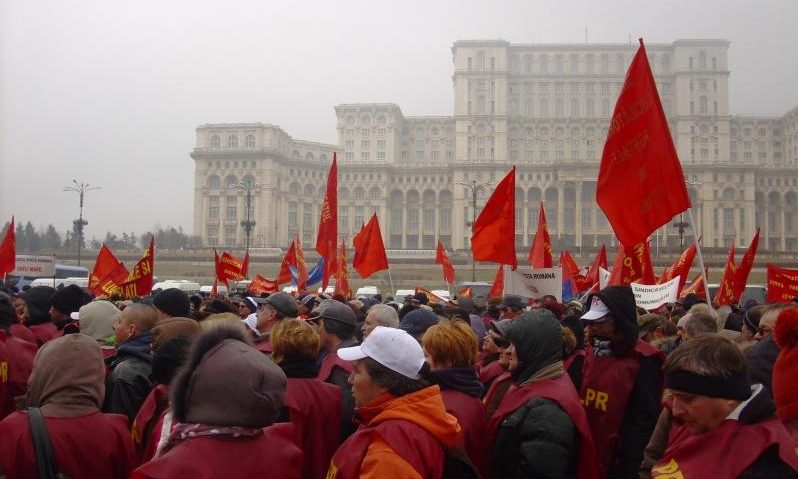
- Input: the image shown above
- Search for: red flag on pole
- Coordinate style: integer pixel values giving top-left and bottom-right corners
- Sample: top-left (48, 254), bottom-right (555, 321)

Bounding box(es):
top-left (89, 244), bottom-right (129, 296)
top-left (435, 240), bottom-right (455, 285)
top-left (584, 245), bottom-right (607, 292)
top-left (471, 167), bottom-right (517, 269)
top-left (714, 244), bottom-right (737, 305)
top-left (277, 240), bottom-right (296, 286)
top-left (248, 274), bottom-right (279, 295)
top-left (0, 217), bottom-right (15, 276)
top-left (115, 237), bottom-right (155, 299)
top-left (596, 39), bottom-right (691, 247)
top-left (294, 234), bottom-right (309, 292)
top-left (316, 153), bottom-right (338, 290)
top-left (681, 268), bottom-right (709, 299)
top-left (659, 243), bottom-right (698, 295)
top-left (241, 252), bottom-right (250, 278)
top-left (334, 240), bottom-right (352, 298)
top-left (528, 202), bottom-right (553, 268)
top-left (560, 251), bottom-right (587, 292)
top-left (767, 264), bottom-right (798, 303)
top-left (608, 241), bottom-right (655, 286)
top-left (353, 214), bottom-right (389, 279)
top-left (489, 265), bottom-right (504, 299)
top-left (733, 229), bottom-right (760, 303)
top-left (218, 251), bottom-right (247, 285)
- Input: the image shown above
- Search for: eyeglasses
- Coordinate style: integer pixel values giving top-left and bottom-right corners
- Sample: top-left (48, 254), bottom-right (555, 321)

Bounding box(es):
top-left (489, 334), bottom-right (510, 349)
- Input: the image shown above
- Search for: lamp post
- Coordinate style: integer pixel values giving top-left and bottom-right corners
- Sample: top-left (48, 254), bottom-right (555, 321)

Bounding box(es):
top-left (236, 180), bottom-right (259, 257)
top-left (63, 180), bottom-right (101, 266)
top-left (458, 180), bottom-right (492, 282)
top-left (672, 180), bottom-right (701, 250)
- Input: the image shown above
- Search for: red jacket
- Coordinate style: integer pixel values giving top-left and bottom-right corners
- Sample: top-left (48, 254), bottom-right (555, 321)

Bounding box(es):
top-left (132, 384), bottom-right (170, 464)
top-left (440, 388), bottom-right (490, 479)
top-left (132, 422), bottom-right (303, 479)
top-left (0, 410), bottom-right (136, 479)
top-left (317, 351), bottom-right (353, 382)
top-left (285, 377), bottom-right (342, 479)
top-left (0, 330), bottom-right (36, 419)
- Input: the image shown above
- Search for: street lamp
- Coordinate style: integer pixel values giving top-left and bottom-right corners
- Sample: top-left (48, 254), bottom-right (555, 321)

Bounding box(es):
top-left (235, 180), bottom-right (259, 256)
top-left (458, 179), bottom-right (492, 281)
top-left (63, 180), bottom-right (101, 266)
top-left (672, 180), bottom-right (701, 250)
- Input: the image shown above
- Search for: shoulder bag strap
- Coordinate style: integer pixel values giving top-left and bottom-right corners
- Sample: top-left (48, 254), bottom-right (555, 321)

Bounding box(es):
top-left (27, 407), bottom-right (61, 479)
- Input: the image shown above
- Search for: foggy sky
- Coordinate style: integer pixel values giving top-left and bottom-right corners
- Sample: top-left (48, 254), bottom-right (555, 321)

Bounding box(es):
top-left (2, 0), bottom-right (797, 242)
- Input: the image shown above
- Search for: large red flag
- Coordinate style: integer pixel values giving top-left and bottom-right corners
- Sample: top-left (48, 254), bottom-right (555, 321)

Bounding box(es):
top-left (248, 274), bottom-right (279, 295)
top-left (767, 264), bottom-right (798, 303)
top-left (218, 251), bottom-right (247, 284)
top-left (659, 243), bottom-right (697, 295)
top-left (435, 240), bottom-right (455, 285)
top-left (353, 214), bottom-right (389, 278)
top-left (489, 265), bottom-right (504, 299)
top-left (115, 237), bottom-right (155, 299)
top-left (681, 268), bottom-right (709, 299)
top-left (316, 153), bottom-right (338, 290)
top-left (560, 250), bottom-right (588, 292)
top-left (471, 167), bottom-right (517, 269)
top-left (241, 252), bottom-right (250, 278)
top-left (714, 244), bottom-right (737, 305)
top-left (733, 229), bottom-right (760, 303)
top-left (528, 202), bottom-right (553, 268)
top-left (89, 244), bottom-right (129, 296)
top-left (584, 245), bottom-right (607, 292)
top-left (608, 241), bottom-right (655, 286)
top-left (596, 39), bottom-right (691, 246)
top-left (294, 234), bottom-right (309, 292)
top-left (0, 217), bottom-right (15, 276)
top-left (334, 240), bottom-right (352, 298)
top-left (277, 240), bottom-right (296, 285)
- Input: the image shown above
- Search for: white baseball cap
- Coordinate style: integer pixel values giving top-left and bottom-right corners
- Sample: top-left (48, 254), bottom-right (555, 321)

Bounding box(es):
top-left (581, 296), bottom-right (611, 322)
top-left (337, 326), bottom-right (425, 380)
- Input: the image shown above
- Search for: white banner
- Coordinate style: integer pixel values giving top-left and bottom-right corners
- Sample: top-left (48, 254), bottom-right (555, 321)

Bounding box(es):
top-left (631, 277), bottom-right (680, 311)
top-left (503, 266), bottom-right (563, 301)
top-left (599, 267), bottom-right (611, 290)
top-left (11, 255), bottom-right (55, 277)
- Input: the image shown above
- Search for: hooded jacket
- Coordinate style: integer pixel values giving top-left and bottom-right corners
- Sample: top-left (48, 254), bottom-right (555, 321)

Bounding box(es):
top-left (104, 330), bottom-right (153, 422)
top-left (328, 385), bottom-right (462, 479)
top-left (23, 285), bottom-right (59, 344)
top-left (0, 333), bottom-right (136, 479)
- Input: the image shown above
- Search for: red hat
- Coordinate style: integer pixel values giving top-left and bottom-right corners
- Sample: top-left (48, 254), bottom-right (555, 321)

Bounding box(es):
top-left (773, 307), bottom-right (798, 423)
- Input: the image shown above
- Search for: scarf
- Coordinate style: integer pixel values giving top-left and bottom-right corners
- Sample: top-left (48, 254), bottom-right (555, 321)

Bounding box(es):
top-left (160, 422), bottom-right (263, 454)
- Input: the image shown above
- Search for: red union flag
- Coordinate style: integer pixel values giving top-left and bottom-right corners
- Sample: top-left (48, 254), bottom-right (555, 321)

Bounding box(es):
top-left (334, 240), bottom-right (352, 298)
top-left (218, 251), bottom-right (247, 284)
top-left (584, 245), bottom-right (608, 292)
top-left (353, 214), bottom-right (389, 279)
top-left (277, 240), bottom-right (296, 285)
top-left (597, 39), bottom-right (691, 246)
top-left (471, 167), bottom-right (517, 269)
top-left (528, 202), bottom-right (553, 268)
top-left (316, 153), bottom-right (338, 289)
top-left (248, 274), bottom-right (278, 295)
top-left (115, 237), bottom-right (155, 299)
top-left (489, 265), bottom-right (504, 299)
top-left (681, 268), bottom-right (709, 299)
top-left (89, 244), bottom-right (129, 296)
top-left (733, 229), bottom-right (760, 303)
top-left (294, 234), bottom-right (309, 292)
top-left (767, 264), bottom-right (798, 303)
top-left (0, 216), bottom-right (15, 276)
top-left (608, 241), bottom-right (655, 286)
top-left (659, 243), bottom-right (698, 295)
top-left (435, 240), bottom-right (455, 285)
top-left (714, 244), bottom-right (737, 305)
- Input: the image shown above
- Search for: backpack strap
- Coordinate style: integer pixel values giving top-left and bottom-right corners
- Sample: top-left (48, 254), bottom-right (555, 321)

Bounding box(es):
top-left (27, 407), bottom-right (62, 479)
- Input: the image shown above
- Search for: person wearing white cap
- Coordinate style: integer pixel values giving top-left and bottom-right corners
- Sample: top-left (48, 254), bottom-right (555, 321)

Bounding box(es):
top-left (326, 326), bottom-right (462, 479)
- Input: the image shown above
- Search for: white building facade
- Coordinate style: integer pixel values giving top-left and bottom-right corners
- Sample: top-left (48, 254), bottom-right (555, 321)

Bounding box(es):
top-left (192, 39), bottom-right (798, 253)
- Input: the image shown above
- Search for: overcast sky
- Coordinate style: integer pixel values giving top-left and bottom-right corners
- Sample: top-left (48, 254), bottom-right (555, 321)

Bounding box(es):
top-left (2, 0), bottom-right (797, 242)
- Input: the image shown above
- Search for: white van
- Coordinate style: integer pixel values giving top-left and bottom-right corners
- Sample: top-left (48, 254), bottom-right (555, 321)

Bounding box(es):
top-left (29, 277), bottom-right (89, 289)
top-left (355, 286), bottom-right (380, 299)
top-left (393, 289), bottom-right (415, 303)
top-left (152, 280), bottom-right (201, 294)
top-left (200, 285), bottom-right (228, 295)
top-left (432, 290), bottom-right (452, 302)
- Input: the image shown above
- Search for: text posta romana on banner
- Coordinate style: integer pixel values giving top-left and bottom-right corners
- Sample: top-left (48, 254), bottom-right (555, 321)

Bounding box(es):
top-left (767, 264), bottom-right (798, 303)
top-left (528, 202), bottom-right (553, 268)
top-left (471, 166), bottom-right (517, 269)
top-left (316, 153), bottom-right (338, 290)
top-left (596, 39), bottom-right (691, 247)
top-left (334, 239), bottom-right (351, 298)
top-left (352, 213), bottom-right (388, 279)
top-left (89, 244), bottom-right (129, 296)
top-left (0, 216), bottom-right (15, 276)
top-left (111, 237), bottom-right (155, 299)
top-left (435, 240), bottom-right (455, 285)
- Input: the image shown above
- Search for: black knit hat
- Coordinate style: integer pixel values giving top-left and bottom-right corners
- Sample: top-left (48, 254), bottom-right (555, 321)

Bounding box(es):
top-left (51, 284), bottom-right (90, 315)
top-left (153, 288), bottom-right (191, 318)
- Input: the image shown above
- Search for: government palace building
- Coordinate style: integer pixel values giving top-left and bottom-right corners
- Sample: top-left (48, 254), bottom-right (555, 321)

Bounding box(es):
top-left (192, 39), bottom-right (798, 255)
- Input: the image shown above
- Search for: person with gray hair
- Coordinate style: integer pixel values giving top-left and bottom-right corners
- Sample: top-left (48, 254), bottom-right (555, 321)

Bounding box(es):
top-left (361, 303), bottom-right (400, 339)
top-left (680, 304), bottom-right (719, 341)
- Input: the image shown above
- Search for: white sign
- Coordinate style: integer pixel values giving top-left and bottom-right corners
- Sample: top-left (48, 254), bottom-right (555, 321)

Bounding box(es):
top-left (599, 267), bottom-right (611, 290)
top-left (11, 255), bottom-right (55, 277)
top-left (631, 277), bottom-right (680, 311)
top-left (503, 266), bottom-right (563, 301)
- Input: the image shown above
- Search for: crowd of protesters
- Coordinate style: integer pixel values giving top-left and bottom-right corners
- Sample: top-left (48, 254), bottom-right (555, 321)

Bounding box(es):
top-left (2, 279), bottom-right (798, 478)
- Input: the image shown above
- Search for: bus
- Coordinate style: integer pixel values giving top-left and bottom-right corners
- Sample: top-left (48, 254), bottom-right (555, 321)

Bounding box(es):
top-left (6, 264), bottom-right (89, 290)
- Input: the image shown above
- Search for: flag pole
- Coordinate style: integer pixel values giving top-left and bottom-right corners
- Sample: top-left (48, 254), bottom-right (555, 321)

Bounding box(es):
top-left (387, 268), bottom-right (395, 298)
top-left (578, 282), bottom-right (600, 302)
top-left (686, 208), bottom-right (712, 301)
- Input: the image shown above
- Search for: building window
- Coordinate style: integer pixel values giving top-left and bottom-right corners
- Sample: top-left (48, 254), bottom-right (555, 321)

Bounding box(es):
top-left (570, 54), bottom-right (579, 72)
top-left (540, 99), bottom-right (548, 118)
top-left (525, 100), bottom-right (533, 117)
top-left (227, 135), bottom-right (238, 148)
top-left (362, 140), bottom-right (370, 148)
top-left (509, 55), bottom-right (517, 72)
top-left (582, 208), bottom-right (592, 228)
top-left (408, 210), bottom-right (419, 230)
top-left (555, 54), bottom-right (563, 73)
top-left (423, 210), bottom-right (435, 231)
top-left (556, 99), bottom-right (564, 118)
top-left (723, 208), bottom-right (734, 231)
top-left (700, 96), bottom-right (708, 115)
top-left (540, 54), bottom-right (548, 73)
top-left (210, 135), bottom-right (220, 149)
top-left (586, 99), bottom-right (595, 117)
top-left (602, 99), bottom-right (610, 117)
top-left (361, 152), bottom-right (370, 160)
top-left (377, 140), bottom-right (385, 149)
top-left (377, 151), bottom-right (386, 159)
top-left (571, 99), bottom-right (579, 117)
top-left (245, 135), bottom-right (255, 148)
top-left (601, 54), bottom-right (609, 74)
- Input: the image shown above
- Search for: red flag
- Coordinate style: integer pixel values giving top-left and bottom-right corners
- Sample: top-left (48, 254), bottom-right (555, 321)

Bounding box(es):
top-left (435, 240), bottom-right (455, 285)
top-left (316, 153), bottom-right (338, 290)
top-left (608, 241), bottom-right (655, 286)
top-left (560, 250), bottom-right (588, 292)
top-left (277, 240), bottom-right (296, 285)
top-left (0, 217), bottom-right (15, 276)
top-left (584, 245), bottom-right (607, 292)
top-left (733, 229), bottom-right (760, 303)
top-left (714, 244), bottom-right (737, 305)
top-left (334, 240), bottom-right (352, 298)
top-left (489, 265), bottom-right (504, 299)
top-left (248, 274), bottom-right (279, 295)
top-left (471, 167), bottom-right (517, 269)
top-left (681, 268), bottom-right (709, 299)
top-left (218, 251), bottom-right (247, 284)
top-left (767, 264), bottom-right (798, 303)
top-left (415, 287), bottom-right (448, 304)
top-left (89, 244), bottom-right (129, 296)
top-left (596, 39), bottom-right (691, 246)
top-left (660, 243), bottom-right (698, 295)
top-left (294, 234), bottom-right (309, 292)
top-left (457, 286), bottom-right (473, 298)
top-left (241, 252), bottom-right (250, 278)
top-left (115, 237), bottom-right (155, 299)
top-left (353, 214), bottom-right (389, 278)
top-left (528, 202), bottom-right (553, 268)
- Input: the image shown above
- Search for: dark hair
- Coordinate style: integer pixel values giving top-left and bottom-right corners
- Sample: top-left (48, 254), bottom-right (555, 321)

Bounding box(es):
top-left (363, 357), bottom-right (431, 397)
top-left (322, 317), bottom-right (355, 341)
